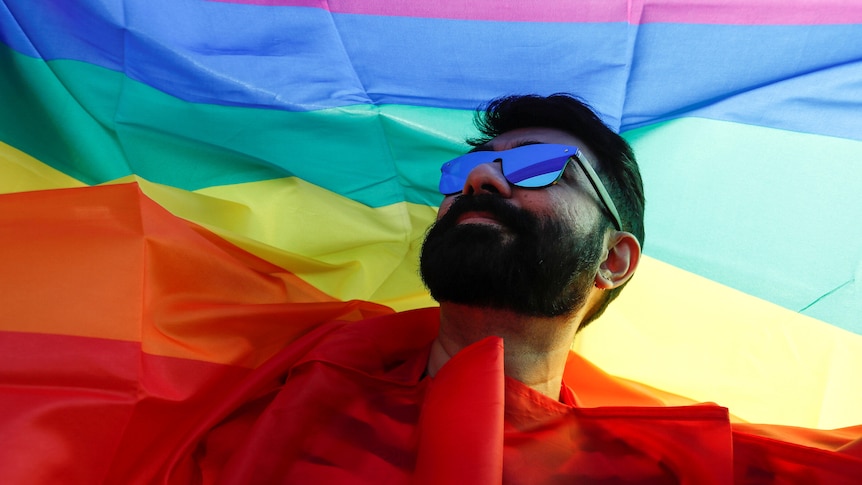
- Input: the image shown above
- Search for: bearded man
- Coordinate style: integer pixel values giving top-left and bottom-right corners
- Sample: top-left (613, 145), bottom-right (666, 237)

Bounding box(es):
top-left (420, 94), bottom-right (643, 402)
top-left (204, 94), bottom-right (862, 484)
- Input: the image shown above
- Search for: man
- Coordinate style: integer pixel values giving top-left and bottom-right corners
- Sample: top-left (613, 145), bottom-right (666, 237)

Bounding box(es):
top-left (420, 94), bottom-right (643, 401)
top-left (202, 94), bottom-right (861, 484)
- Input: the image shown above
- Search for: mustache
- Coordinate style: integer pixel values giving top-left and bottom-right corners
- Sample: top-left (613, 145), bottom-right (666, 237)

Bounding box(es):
top-left (435, 194), bottom-right (538, 233)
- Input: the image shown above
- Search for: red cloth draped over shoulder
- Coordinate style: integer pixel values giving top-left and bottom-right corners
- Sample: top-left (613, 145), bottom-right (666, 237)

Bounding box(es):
top-left (197, 308), bottom-right (862, 484)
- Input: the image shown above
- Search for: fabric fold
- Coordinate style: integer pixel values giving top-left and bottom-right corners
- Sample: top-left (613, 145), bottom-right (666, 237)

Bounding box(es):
top-left (414, 337), bottom-right (505, 485)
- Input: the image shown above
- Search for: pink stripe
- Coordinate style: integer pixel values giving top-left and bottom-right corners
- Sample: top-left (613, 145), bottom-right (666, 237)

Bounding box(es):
top-left (210, 0), bottom-right (862, 25)
top-left (634, 0), bottom-right (862, 25)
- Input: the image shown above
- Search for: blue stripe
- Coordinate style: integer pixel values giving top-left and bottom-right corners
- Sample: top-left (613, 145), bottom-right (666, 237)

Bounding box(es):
top-left (0, 0), bottom-right (631, 123)
top-left (2, 0), bottom-right (861, 140)
top-left (622, 23), bottom-right (862, 141)
top-left (1, 0), bottom-right (126, 64)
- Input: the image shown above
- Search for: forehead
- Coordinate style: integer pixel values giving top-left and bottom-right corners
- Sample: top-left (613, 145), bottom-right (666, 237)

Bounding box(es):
top-left (478, 127), bottom-right (602, 174)
top-left (480, 127), bottom-right (584, 152)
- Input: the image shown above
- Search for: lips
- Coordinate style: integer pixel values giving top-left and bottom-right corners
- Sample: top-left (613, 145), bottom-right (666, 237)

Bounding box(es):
top-left (455, 211), bottom-right (503, 226)
top-left (438, 194), bottom-right (530, 235)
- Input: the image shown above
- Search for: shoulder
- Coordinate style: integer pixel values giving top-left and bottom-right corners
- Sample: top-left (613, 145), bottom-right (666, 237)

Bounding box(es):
top-left (286, 306), bottom-right (441, 378)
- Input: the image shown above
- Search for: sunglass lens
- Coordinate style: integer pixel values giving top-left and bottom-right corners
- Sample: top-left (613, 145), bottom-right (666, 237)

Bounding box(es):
top-left (504, 155), bottom-right (570, 188)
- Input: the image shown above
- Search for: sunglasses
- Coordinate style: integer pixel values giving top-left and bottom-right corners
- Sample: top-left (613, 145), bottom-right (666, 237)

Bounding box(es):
top-left (438, 144), bottom-right (622, 231)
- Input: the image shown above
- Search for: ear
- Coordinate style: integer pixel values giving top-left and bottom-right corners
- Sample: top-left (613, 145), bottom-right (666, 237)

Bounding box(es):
top-left (594, 231), bottom-right (641, 290)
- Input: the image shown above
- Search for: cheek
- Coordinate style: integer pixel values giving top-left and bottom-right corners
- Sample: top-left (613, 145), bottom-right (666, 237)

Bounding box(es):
top-left (436, 196), bottom-right (456, 221)
top-left (547, 191), bottom-right (598, 231)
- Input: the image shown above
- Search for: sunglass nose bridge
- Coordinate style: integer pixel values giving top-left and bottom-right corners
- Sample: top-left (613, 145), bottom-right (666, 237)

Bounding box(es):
top-left (461, 159), bottom-right (514, 197)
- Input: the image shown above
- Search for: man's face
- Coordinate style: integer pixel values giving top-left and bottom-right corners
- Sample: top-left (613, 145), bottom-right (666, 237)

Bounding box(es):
top-left (419, 128), bottom-right (610, 317)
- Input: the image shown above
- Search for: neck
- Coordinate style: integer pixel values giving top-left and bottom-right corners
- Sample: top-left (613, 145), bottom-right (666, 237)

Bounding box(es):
top-left (427, 303), bottom-right (580, 400)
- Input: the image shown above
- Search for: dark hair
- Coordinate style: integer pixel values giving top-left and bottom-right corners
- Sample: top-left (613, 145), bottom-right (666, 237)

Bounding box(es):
top-left (468, 93), bottom-right (645, 327)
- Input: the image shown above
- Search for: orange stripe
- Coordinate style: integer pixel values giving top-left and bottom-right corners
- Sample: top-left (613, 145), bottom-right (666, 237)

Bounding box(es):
top-left (0, 183), bottom-right (391, 367)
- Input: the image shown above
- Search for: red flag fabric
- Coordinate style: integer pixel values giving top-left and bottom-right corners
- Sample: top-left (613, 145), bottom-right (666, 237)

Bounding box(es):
top-left (196, 309), bottom-right (862, 484)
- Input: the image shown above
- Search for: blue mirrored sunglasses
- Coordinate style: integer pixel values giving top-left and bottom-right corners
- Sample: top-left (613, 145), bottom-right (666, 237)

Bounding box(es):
top-left (439, 144), bottom-right (622, 231)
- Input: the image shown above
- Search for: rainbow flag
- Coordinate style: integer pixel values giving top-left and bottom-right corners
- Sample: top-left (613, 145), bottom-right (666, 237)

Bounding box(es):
top-left (2, 0), bottom-right (861, 482)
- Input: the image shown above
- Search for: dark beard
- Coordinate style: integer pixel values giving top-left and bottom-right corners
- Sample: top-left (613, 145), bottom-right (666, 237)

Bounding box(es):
top-left (419, 194), bottom-right (604, 317)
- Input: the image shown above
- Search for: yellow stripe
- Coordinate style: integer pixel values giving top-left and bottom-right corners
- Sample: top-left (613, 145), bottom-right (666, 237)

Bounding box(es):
top-left (124, 176), bottom-right (438, 311)
top-left (0, 142), bottom-right (86, 193)
top-left (574, 256), bottom-right (862, 429)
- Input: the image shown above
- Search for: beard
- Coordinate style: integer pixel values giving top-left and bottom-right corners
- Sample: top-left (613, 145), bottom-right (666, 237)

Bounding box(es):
top-left (419, 194), bottom-right (604, 318)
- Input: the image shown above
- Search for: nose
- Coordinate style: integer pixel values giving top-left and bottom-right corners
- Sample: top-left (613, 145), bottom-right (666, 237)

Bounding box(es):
top-left (461, 161), bottom-right (513, 197)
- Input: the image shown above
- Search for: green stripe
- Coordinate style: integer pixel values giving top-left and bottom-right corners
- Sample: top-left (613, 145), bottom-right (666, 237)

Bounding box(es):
top-left (0, 45), bottom-right (473, 207)
top-left (0, 43), bottom-right (128, 182)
